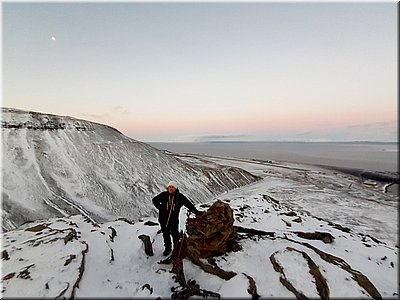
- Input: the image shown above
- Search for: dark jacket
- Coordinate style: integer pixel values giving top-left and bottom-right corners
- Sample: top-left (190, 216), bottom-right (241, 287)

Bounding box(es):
top-left (152, 189), bottom-right (200, 227)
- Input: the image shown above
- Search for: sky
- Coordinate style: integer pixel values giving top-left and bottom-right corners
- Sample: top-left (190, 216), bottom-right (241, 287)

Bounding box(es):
top-left (2, 1), bottom-right (398, 142)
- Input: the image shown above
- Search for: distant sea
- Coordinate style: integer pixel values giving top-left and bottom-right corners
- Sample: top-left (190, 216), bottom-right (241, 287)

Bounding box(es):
top-left (149, 141), bottom-right (398, 173)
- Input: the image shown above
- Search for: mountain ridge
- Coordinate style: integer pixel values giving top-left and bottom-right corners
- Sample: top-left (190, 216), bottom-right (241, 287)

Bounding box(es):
top-left (1, 107), bottom-right (259, 231)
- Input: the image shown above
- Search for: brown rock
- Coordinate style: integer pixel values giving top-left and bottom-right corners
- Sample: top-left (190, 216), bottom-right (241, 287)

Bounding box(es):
top-left (186, 200), bottom-right (235, 258)
top-left (138, 234), bottom-right (154, 256)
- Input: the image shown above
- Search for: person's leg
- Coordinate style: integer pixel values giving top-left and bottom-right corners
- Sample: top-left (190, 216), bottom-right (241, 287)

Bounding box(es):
top-left (161, 224), bottom-right (172, 255)
top-left (170, 221), bottom-right (180, 248)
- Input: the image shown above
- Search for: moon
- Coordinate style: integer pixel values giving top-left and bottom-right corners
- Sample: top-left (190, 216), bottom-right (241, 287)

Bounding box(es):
top-left (51, 36), bottom-right (56, 41)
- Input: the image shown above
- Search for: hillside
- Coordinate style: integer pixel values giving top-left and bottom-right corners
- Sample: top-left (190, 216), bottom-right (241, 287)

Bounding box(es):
top-left (2, 176), bottom-right (397, 298)
top-left (1, 120), bottom-right (398, 298)
top-left (1, 108), bottom-right (259, 231)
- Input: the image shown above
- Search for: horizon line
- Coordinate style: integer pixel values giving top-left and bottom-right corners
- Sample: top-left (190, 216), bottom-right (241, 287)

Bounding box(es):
top-left (143, 140), bottom-right (399, 144)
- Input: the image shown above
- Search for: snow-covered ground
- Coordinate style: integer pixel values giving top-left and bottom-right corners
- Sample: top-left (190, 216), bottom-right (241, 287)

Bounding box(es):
top-left (175, 153), bottom-right (398, 248)
top-left (2, 154), bottom-right (398, 298)
top-left (1, 108), bottom-right (398, 298)
top-left (1, 108), bottom-right (258, 231)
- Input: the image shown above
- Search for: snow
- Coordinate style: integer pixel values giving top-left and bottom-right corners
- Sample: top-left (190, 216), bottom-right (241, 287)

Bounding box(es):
top-left (2, 157), bottom-right (398, 298)
top-left (2, 108), bottom-right (258, 231)
top-left (1, 108), bottom-right (398, 298)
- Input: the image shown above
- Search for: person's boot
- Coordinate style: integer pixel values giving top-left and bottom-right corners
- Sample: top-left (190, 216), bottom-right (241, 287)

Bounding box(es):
top-left (163, 246), bottom-right (171, 256)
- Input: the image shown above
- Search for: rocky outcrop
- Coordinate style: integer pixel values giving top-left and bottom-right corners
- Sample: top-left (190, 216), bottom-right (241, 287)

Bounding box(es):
top-left (186, 205), bottom-right (236, 279)
top-left (186, 200), bottom-right (238, 258)
top-left (284, 236), bottom-right (383, 300)
top-left (270, 247), bottom-right (330, 300)
top-left (1, 219), bottom-right (88, 298)
top-left (1, 200), bottom-right (395, 299)
top-left (138, 235), bottom-right (154, 256)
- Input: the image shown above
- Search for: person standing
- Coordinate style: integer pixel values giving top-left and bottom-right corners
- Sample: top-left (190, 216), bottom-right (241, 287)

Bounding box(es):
top-left (152, 181), bottom-right (203, 256)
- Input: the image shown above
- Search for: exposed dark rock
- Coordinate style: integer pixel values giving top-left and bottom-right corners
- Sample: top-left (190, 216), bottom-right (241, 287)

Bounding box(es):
top-left (70, 242), bottom-right (89, 298)
top-left (185, 200), bottom-right (238, 280)
top-left (171, 259), bottom-right (186, 287)
top-left (243, 273), bottom-right (260, 300)
top-left (117, 217), bottom-right (135, 225)
top-left (138, 234), bottom-right (154, 256)
top-left (186, 200), bottom-right (236, 258)
top-left (143, 220), bottom-right (158, 226)
top-left (64, 229), bottom-right (78, 244)
top-left (361, 234), bottom-right (385, 245)
top-left (332, 223), bottom-right (351, 233)
top-left (108, 226), bottom-right (117, 242)
top-left (293, 217), bottom-right (302, 223)
top-left (294, 231), bottom-right (335, 244)
top-left (287, 247), bottom-right (330, 299)
top-left (314, 216), bottom-right (352, 233)
top-left (285, 237), bottom-right (382, 300)
top-left (109, 248), bottom-right (115, 262)
top-left (2, 250), bottom-right (10, 260)
top-left (263, 194), bottom-right (280, 207)
top-left (64, 254), bottom-right (76, 266)
top-left (2, 272), bottom-right (15, 280)
top-left (1, 113), bottom-right (93, 132)
top-left (24, 224), bottom-right (48, 232)
top-left (234, 225), bottom-right (275, 238)
top-left (270, 253), bottom-right (307, 299)
top-left (166, 242), bottom-right (221, 299)
top-left (270, 247), bottom-right (330, 299)
top-left (17, 264), bottom-right (35, 279)
top-left (140, 283), bottom-right (153, 294)
top-left (55, 283), bottom-right (70, 298)
top-left (187, 251), bottom-right (237, 281)
top-left (239, 204), bottom-right (251, 211)
top-left (171, 279), bottom-right (220, 299)
top-left (83, 216), bottom-right (100, 227)
top-left (280, 211), bottom-right (297, 217)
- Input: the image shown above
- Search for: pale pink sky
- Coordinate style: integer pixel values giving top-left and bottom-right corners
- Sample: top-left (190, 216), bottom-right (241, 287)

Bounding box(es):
top-left (3, 2), bottom-right (397, 142)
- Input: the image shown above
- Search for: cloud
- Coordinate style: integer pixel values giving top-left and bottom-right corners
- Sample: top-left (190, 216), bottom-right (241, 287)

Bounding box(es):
top-left (79, 113), bottom-right (108, 121)
top-left (347, 120), bottom-right (397, 129)
top-left (296, 131), bottom-right (313, 136)
top-left (78, 106), bottom-right (130, 123)
top-left (193, 134), bottom-right (250, 142)
top-left (254, 120), bottom-right (398, 142)
top-left (112, 106), bottom-right (130, 115)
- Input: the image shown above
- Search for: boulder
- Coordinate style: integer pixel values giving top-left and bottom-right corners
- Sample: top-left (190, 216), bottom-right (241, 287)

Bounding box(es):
top-left (186, 200), bottom-right (236, 258)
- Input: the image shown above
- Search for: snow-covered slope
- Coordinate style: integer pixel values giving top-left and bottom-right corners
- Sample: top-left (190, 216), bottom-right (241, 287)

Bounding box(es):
top-left (181, 154), bottom-right (398, 248)
top-left (1, 108), bottom-right (259, 231)
top-left (2, 153), bottom-right (398, 298)
top-left (2, 176), bottom-right (397, 298)
top-left (2, 108), bottom-right (397, 298)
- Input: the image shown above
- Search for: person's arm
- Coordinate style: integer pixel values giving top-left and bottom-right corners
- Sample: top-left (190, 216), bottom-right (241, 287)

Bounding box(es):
top-left (181, 194), bottom-right (202, 215)
top-left (152, 193), bottom-right (163, 210)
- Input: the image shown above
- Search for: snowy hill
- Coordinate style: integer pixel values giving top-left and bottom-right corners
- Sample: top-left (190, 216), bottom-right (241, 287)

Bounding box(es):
top-left (2, 153), bottom-right (398, 298)
top-left (2, 108), bottom-right (398, 298)
top-left (1, 108), bottom-right (259, 231)
top-left (2, 172), bottom-right (397, 298)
